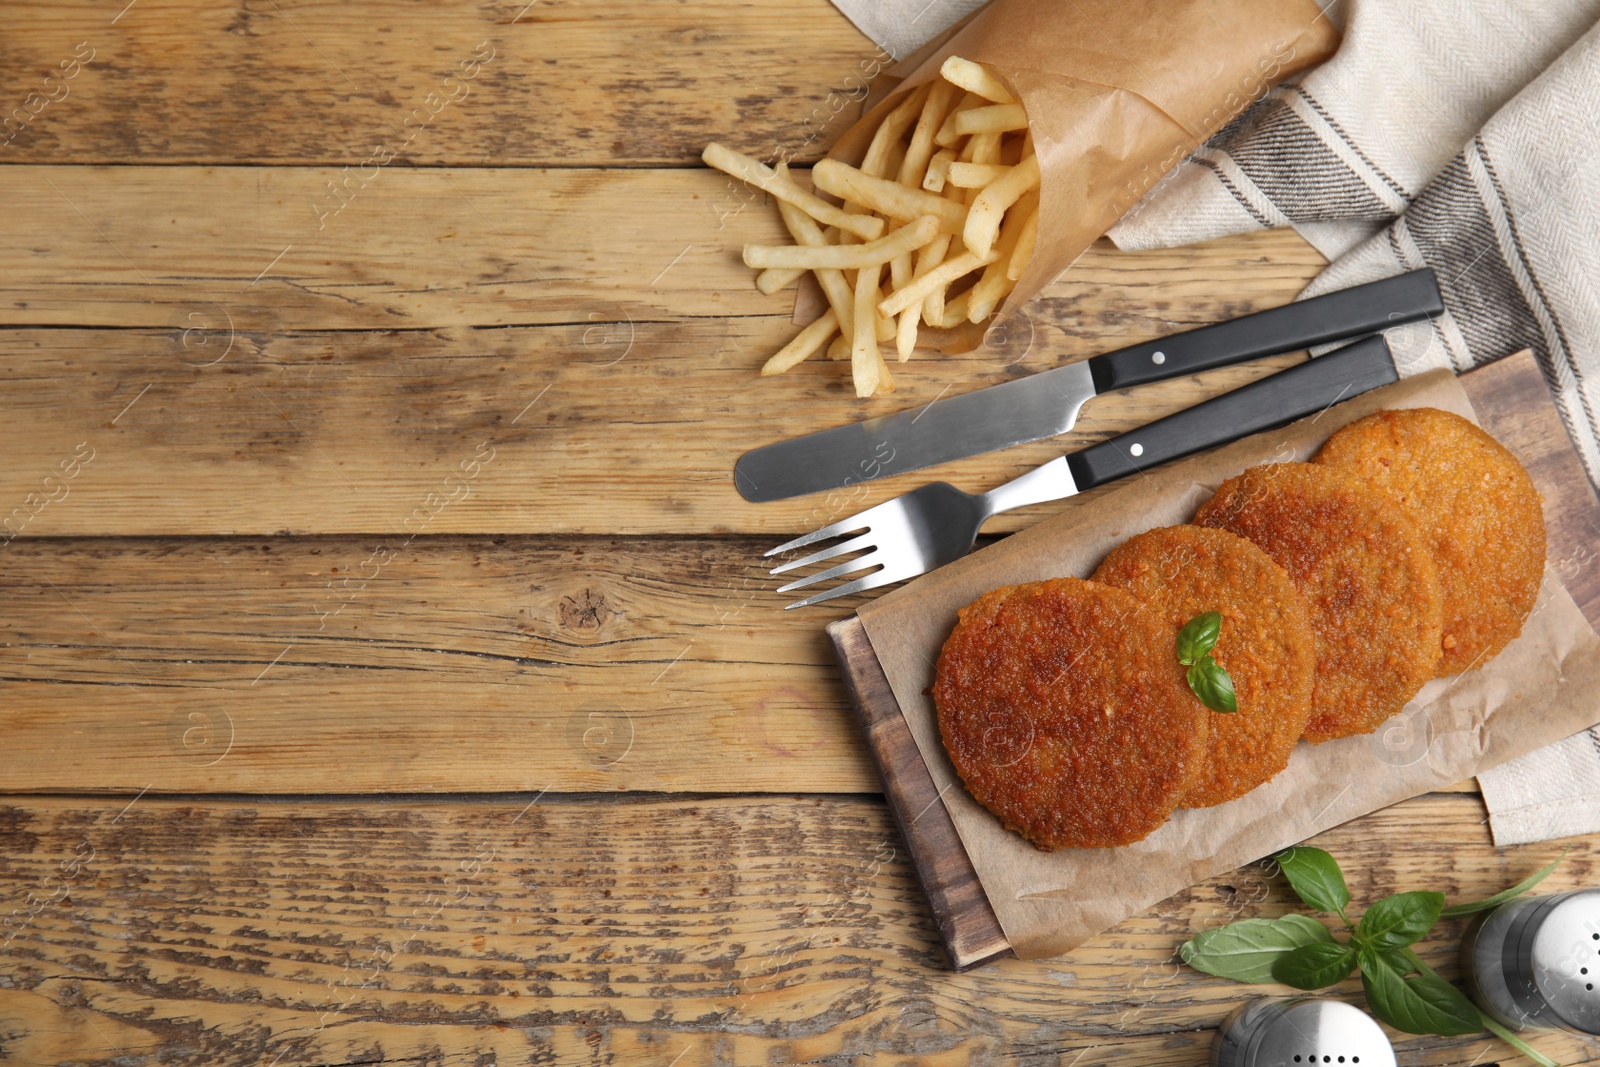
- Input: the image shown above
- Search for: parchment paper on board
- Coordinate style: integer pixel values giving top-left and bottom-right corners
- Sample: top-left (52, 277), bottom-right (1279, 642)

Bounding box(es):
top-left (856, 368), bottom-right (1600, 959)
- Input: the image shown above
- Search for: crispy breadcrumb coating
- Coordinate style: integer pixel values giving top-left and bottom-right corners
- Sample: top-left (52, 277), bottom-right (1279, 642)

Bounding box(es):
top-left (933, 578), bottom-right (1206, 849)
top-left (1315, 407), bottom-right (1545, 676)
top-left (1094, 525), bottom-right (1315, 806)
top-left (1195, 463), bottom-right (1443, 742)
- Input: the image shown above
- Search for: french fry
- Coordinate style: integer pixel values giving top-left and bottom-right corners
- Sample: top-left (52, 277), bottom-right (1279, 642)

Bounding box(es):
top-left (921, 149), bottom-right (957, 193)
top-left (934, 91), bottom-right (984, 147)
top-left (762, 309), bottom-right (839, 375)
top-left (915, 234), bottom-right (953, 326)
top-left (755, 266), bottom-right (804, 294)
top-left (884, 140), bottom-right (910, 188)
top-left (702, 142), bottom-right (885, 240)
top-left (968, 185), bottom-right (1039, 320)
top-left (940, 56), bottom-right (1015, 103)
top-left (1008, 204), bottom-right (1040, 281)
top-left (938, 291), bottom-right (972, 328)
top-left (875, 282), bottom-right (896, 341)
top-left (967, 189), bottom-right (1035, 322)
top-left (780, 179), bottom-right (869, 338)
top-left (775, 189), bottom-right (856, 346)
top-left (967, 259), bottom-right (1015, 324)
top-left (964, 154), bottom-right (1040, 258)
top-left (895, 307), bottom-right (919, 361)
top-left (968, 132), bottom-right (1001, 165)
top-left (878, 250), bottom-right (997, 318)
top-left (874, 344), bottom-right (896, 392)
top-left (743, 214), bottom-right (941, 269)
top-left (898, 80), bottom-right (958, 187)
top-left (960, 187), bottom-right (1036, 302)
top-left (813, 158), bottom-right (967, 231)
top-left (853, 263), bottom-right (884, 397)
top-left (827, 334), bottom-right (850, 361)
top-left (890, 251), bottom-right (912, 291)
top-left (861, 84), bottom-right (930, 178)
top-left (954, 103), bottom-right (1029, 136)
top-left (947, 162), bottom-right (1010, 188)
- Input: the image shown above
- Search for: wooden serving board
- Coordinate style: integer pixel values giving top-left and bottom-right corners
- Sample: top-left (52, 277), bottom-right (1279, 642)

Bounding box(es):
top-left (827, 349), bottom-right (1600, 972)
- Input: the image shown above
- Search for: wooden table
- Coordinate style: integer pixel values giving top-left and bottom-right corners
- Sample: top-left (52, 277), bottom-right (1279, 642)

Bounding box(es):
top-left (1, 3), bottom-right (1595, 1064)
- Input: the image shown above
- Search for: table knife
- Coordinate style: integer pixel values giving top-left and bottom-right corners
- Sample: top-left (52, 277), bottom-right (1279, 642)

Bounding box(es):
top-left (734, 269), bottom-right (1441, 503)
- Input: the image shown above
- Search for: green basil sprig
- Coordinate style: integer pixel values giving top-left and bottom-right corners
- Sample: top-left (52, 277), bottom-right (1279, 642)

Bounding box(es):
top-left (1179, 913), bottom-right (1332, 983)
top-left (1176, 612), bottom-right (1237, 713)
top-left (1181, 845), bottom-right (1569, 1066)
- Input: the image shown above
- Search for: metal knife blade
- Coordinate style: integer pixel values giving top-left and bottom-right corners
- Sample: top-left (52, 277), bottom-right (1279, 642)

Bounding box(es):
top-left (734, 361), bottom-right (1095, 504)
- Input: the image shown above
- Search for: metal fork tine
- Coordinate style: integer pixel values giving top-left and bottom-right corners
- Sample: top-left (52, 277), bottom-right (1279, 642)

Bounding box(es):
top-left (763, 512), bottom-right (875, 557)
top-left (768, 532), bottom-right (877, 577)
top-left (774, 554), bottom-right (881, 595)
top-left (784, 566), bottom-right (907, 610)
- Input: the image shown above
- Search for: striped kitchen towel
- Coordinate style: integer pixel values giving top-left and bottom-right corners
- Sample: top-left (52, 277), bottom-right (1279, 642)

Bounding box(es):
top-left (1108, 0), bottom-right (1600, 262)
top-left (1112, 0), bottom-right (1600, 494)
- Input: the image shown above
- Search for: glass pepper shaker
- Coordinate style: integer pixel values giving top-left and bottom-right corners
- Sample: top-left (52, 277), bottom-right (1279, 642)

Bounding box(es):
top-left (1211, 998), bottom-right (1397, 1067)
top-left (1460, 888), bottom-right (1600, 1033)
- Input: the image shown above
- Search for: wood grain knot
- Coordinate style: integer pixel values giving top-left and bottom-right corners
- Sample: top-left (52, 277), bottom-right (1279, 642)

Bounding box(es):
top-left (559, 588), bottom-right (621, 633)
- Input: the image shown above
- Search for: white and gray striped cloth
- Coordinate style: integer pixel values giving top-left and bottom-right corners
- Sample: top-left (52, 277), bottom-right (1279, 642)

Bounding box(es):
top-left (829, 0), bottom-right (1600, 846)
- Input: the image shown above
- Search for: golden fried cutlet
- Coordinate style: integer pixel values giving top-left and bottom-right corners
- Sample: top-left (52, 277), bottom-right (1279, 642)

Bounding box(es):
top-left (1314, 407), bottom-right (1545, 676)
top-left (1093, 525), bottom-right (1315, 806)
top-left (932, 578), bottom-right (1207, 849)
top-left (1194, 463), bottom-right (1444, 742)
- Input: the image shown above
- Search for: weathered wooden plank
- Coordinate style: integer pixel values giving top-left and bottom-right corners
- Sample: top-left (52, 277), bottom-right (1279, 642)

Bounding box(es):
top-left (0, 536), bottom-right (1489, 797)
top-left (0, 165), bottom-right (1324, 332)
top-left (0, 0), bottom-right (878, 167)
top-left (0, 199), bottom-right (1322, 537)
top-left (0, 321), bottom-right (1302, 539)
top-left (0, 535), bottom-right (881, 794)
top-left (0, 793), bottom-right (1592, 1066)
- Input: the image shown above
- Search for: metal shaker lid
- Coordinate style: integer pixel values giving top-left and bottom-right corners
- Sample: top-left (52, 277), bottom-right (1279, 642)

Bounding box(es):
top-left (1214, 999), bottom-right (1397, 1067)
top-left (1528, 889), bottom-right (1600, 1032)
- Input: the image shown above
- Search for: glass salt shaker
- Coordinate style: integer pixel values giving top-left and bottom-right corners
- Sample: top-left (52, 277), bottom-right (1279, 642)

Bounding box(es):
top-left (1211, 998), bottom-right (1397, 1067)
top-left (1460, 888), bottom-right (1600, 1033)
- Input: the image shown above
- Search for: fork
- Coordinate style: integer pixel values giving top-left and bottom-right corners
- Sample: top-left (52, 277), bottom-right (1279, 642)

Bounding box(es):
top-left (767, 334), bottom-right (1397, 608)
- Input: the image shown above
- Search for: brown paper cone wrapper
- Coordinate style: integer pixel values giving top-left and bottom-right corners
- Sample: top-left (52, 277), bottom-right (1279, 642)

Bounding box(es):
top-left (830, 0), bottom-right (1340, 351)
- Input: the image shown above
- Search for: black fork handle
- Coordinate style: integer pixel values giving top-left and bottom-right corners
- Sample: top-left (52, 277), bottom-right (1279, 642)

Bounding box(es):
top-left (1065, 335), bottom-right (1398, 492)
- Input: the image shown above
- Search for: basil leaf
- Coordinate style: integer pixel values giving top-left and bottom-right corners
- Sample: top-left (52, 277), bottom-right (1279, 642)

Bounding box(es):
top-left (1273, 846), bottom-right (1351, 915)
top-left (1187, 656), bottom-right (1238, 713)
top-left (1271, 942), bottom-right (1357, 990)
top-left (1181, 914), bottom-right (1333, 983)
top-left (1358, 891), bottom-right (1445, 950)
top-left (1440, 850), bottom-right (1569, 919)
top-left (1177, 612), bottom-right (1221, 665)
top-left (1377, 946), bottom-right (1422, 975)
top-left (1357, 946), bottom-right (1482, 1036)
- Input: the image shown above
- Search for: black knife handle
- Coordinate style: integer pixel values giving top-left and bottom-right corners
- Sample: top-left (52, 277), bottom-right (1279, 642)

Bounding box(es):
top-left (1086, 269), bottom-right (1439, 394)
top-left (1065, 334), bottom-right (1397, 492)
